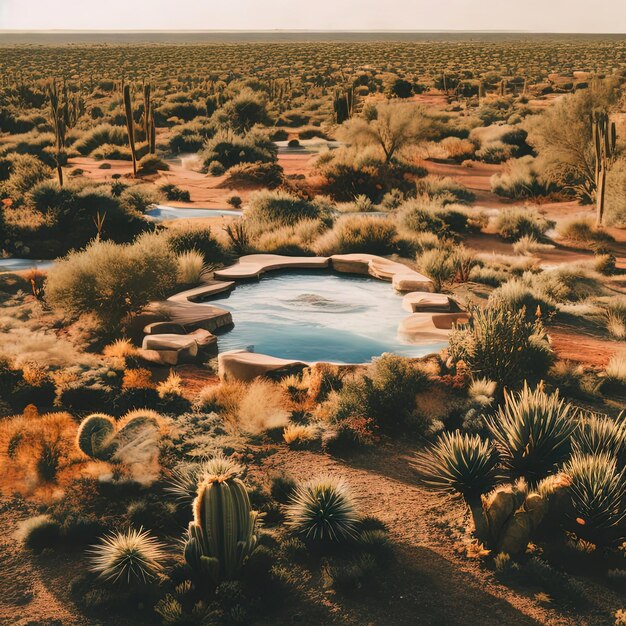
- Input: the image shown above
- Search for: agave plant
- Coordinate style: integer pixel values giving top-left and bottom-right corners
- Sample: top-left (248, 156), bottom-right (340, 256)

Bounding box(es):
top-left (563, 453), bottom-right (626, 547)
top-left (486, 383), bottom-right (576, 484)
top-left (88, 527), bottom-right (165, 584)
top-left (166, 453), bottom-right (244, 506)
top-left (412, 431), bottom-right (499, 539)
top-left (285, 476), bottom-right (359, 542)
top-left (572, 412), bottom-right (626, 467)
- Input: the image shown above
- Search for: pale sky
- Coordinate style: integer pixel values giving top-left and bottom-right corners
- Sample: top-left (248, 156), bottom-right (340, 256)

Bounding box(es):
top-left (0, 0), bottom-right (625, 32)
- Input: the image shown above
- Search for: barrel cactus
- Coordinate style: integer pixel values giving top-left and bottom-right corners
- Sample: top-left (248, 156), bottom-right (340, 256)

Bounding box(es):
top-left (76, 413), bottom-right (117, 460)
top-left (184, 474), bottom-right (259, 585)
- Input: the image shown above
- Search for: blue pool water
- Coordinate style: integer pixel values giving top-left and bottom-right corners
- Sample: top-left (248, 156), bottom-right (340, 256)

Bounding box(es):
top-left (147, 206), bottom-right (241, 221)
top-left (206, 271), bottom-right (446, 363)
top-left (0, 258), bottom-right (54, 272)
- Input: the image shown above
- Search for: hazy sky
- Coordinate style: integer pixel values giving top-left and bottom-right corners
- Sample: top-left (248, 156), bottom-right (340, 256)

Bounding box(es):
top-left (0, 0), bottom-right (625, 32)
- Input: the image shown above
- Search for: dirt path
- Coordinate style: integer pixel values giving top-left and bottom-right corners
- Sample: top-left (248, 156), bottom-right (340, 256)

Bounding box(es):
top-left (257, 443), bottom-right (595, 626)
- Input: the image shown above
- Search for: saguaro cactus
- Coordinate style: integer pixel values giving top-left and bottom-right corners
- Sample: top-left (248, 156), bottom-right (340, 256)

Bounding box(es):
top-left (184, 474), bottom-right (259, 585)
top-left (592, 110), bottom-right (616, 225)
top-left (123, 84), bottom-right (137, 176)
top-left (48, 80), bottom-right (66, 187)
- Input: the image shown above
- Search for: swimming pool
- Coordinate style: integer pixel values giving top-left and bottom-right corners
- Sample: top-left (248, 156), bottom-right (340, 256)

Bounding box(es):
top-left (205, 271), bottom-right (445, 363)
top-left (147, 206), bottom-right (242, 221)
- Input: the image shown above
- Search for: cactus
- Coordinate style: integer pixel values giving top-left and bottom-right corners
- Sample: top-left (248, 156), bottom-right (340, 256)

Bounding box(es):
top-left (76, 413), bottom-right (116, 460)
top-left (481, 474), bottom-right (571, 555)
top-left (592, 110), bottom-right (617, 225)
top-left (184, 474), bottom-right (259, 585)
top-left (143, 83), bottom-right (151, 143)
top-left (48, 80), bottom-right (66, 187)
top-left (76, 410), bottom-right (160, 462)
top-left (123, 84), bottom-right (137, 176)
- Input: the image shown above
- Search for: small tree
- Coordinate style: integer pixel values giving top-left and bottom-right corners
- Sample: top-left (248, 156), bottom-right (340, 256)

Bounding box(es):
top-left (338, 103), bottom-right (427, 164)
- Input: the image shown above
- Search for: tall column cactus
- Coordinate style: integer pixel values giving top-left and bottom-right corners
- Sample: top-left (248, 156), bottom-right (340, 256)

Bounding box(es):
top-left (592, 110), bottom-right (616, 226)
top-left (184, 474), bottom-right (259, 585)
top-left (123, 84), bottom-right (137, 177)
top-left (48, 80), bottom-right (66, 187)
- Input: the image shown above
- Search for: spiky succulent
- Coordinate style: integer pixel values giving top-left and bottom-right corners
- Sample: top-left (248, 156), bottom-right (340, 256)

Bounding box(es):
top-left (285, 476), bottom-right (359, 542)
top-left (88, 527), bottom-right (165, 584)
top-left (76, 413), bottom-right (116, 460)
top-left (411, 431), bottom-right (499, 501)
top-left (573, 412), bottom-right (626, 466)
top-left (486, 383), bottom-right (576, 484)
top-left (166, 453), bottom-right (244, 506)
top-left (563, 453), bottom-right (626, 547)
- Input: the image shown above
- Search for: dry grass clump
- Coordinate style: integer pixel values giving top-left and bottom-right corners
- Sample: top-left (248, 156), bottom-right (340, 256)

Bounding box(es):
top-left (313, 215), bottom-right (398, 256)
top-left (494, 207), bottom-right (554, 241)
top-left (512, 235), bottom-right (555, 256)
top-left (557, 217), bottom-right (615, 244)
top-left (283, 423), bottom-right (320, 447)
top-left (196, 379), bottom-right (290, 434)
top-left (605, 353), bottom-right (626, 386)
top-left (603, 298), bottom-right (626, 340)
top-left (176, 249), bottom-right (207, 286)
top-left (0, 406), bottom-right (85, 498)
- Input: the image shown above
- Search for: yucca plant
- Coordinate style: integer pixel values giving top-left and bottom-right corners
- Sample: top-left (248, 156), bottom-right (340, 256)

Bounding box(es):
top-left (285, 476), bottom-right (359, 542)
top-left (166, 453), bottom-right (244, 506)
top-left (88, 527), bottom-right (165, 585)
top-left (563, 453), bottom-right (626, 547)
top-left (486, 383), bottom-right (576, 484)
top-left (184, 473), bottom-right (258, 585)
top-left (573, 412), bottom-right (626, 467)
top-left (412, 431), bottom-right (498, 539)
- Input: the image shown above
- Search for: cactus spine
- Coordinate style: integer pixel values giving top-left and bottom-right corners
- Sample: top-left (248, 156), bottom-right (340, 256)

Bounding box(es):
top-left (592, 110), bottom-right (616, 225)
top-left (123, 84), bottom-right (137, 176)
top-left (184, 474), bottom-right (259, 585)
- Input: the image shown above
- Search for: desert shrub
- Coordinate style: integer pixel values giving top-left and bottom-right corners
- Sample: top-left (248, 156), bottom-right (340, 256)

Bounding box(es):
top-left (167, 226), bottom-right (227, 264)
top-left (0, 153), bottom-right (52, 203)
top-left (245, 190), bottom-right (320, 230)
top-left (218, 88), bottom-right (272, 132)
top-left (530, 265), bottom-right (603, 303)
top-left (137, 154), bottom-right (169, 175)
top-left (315, 147), bottom-right (425, 202)
top-left (286, 476), bottom-right (359, 542)
top-left (488, 279), bottom-right (556, 320)
top-left (223, 161), bottom-right (284, 188)
top-left (475, 141), bottom-right (514, 164)
top-left (448, 304), bottom-right (554, 387)
top-left (255, 218), bottom-right (326, 255)
top-left (73, 124), bottom-right (127, 155)
top-left (227, 195), bottom-right (242, 209)
top-left (512, 235), bottom-right (554, 256)
top-left (486, 383), bottom-right (576, 483)
top-left (119, 185), bottom-right (161, 214)
top-left (557, 217), bottom-right (615, 244)
top-left (88, 527), bottom-right (165, 584)
top-left (494, 207), bottom-right (553, 241)
top-left (201, 130), bottom-right (277, 171)
top-left (313, 215), bottom-right (397, 256)
top-left (159, 183), bottom-right (191, 202)
top-left (604, 353), bottom-right (626, 392)
top-left (415, 176), bottom-right (475, 205)
top-left (46, 235), bottom-right (178, 332)
top-left (563, 453), bottom-right (626, 547)
top-left (168, 118), bottom-right (216, 153)
top-left (332, 354), bottom-right (427, 431)
top-left (603, 298), bottom-right (626, 340)
top-left (491, 156), bottom-right (553, 199)
top-left (176, 250), bottom-right (206, 285)
top-left (91, 144), bottom-right (131, 160)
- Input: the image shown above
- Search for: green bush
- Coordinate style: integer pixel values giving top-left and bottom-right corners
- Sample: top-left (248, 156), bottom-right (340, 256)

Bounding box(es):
top-left (448, 304), bottom-right (554, 388)
top-left (314, 215), bottom-right (397, 256)
top-left (202, 130), bottom-right (277, 171)
top-left (494, 207), bottom-right (554, 241)
top-left (167, 226), bottom-right (228, 264)
top-left (246, 190), bottom-right (320, 229)
top-left (46, 234), bottom-right (178, 332)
